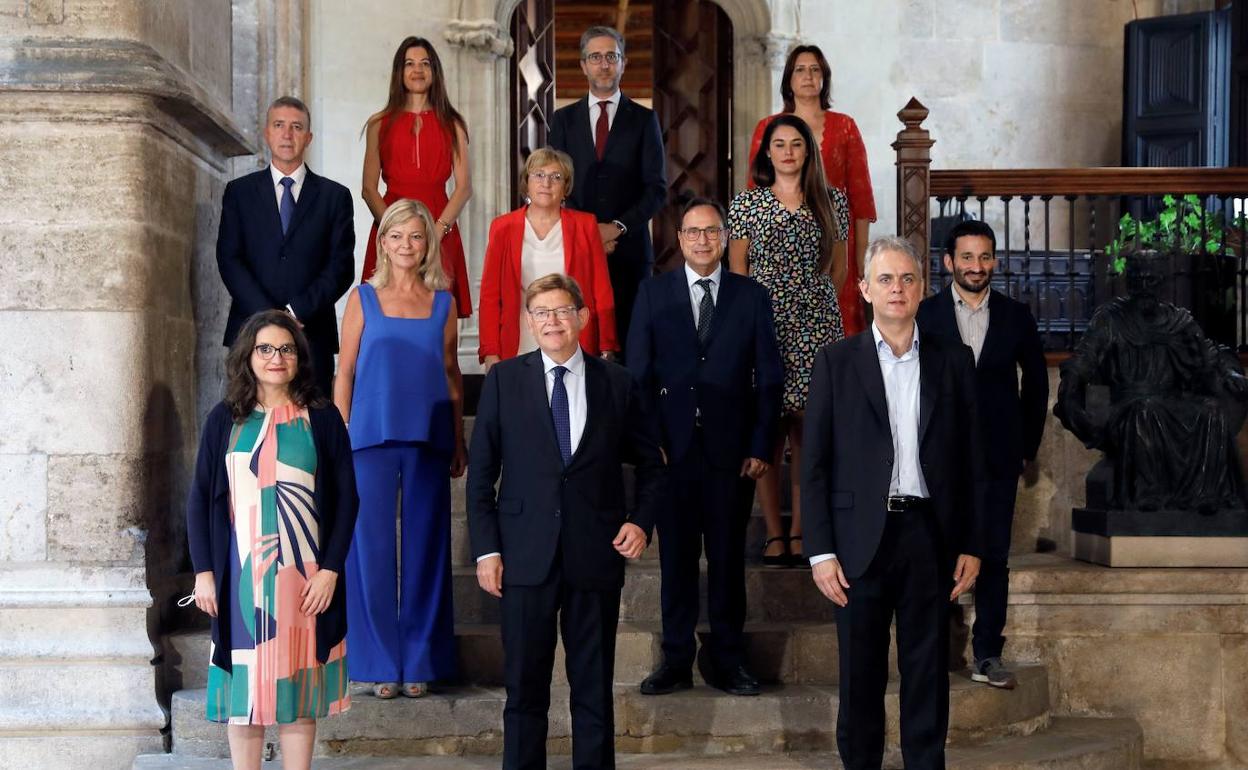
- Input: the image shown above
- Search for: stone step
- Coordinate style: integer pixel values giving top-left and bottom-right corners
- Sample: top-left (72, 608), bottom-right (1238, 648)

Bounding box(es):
top-left (168, 671), bottom-right (1052, 759)
top-left (139, 714), bottom-right (1142, 766)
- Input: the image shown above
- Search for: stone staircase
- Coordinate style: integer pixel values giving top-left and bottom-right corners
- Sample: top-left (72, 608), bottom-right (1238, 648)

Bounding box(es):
top-left (135, 422), bottom-right (1144, 768)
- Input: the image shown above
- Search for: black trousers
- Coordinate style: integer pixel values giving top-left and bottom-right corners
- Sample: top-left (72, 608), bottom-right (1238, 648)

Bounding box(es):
top-left (657, 436), bottom-right (755, 672)
top-left (836, 509), bottom-right (949, 770)
top-left (308, 342), bottom-right (335, 402)
top-left (606, 253), bottom-right (649, 356)
top-left (500, 557), bottom-right (621, 770)
top-left (971, 478), bottom-right (1019, 662)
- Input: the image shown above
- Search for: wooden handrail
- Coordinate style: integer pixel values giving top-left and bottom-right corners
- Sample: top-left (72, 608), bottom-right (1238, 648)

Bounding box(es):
top-left (930, 168), bottom-right (1248, 198)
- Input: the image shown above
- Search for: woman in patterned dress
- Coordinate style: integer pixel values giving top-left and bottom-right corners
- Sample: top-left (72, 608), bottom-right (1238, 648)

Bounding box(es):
top-left (187, 309), bottom-right (358, 769)
top-left (729, 114), bottom-right (848, 568)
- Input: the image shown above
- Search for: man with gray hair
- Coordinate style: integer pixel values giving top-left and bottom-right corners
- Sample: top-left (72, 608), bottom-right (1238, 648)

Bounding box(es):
top-left (548, 24), bottom-right (667, 353)
top-left (802, 236), bottom-right (986, 769)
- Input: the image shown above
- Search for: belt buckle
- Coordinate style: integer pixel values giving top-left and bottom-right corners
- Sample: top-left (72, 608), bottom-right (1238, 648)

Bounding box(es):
top-left (887, 496), bottom-right (903, 513)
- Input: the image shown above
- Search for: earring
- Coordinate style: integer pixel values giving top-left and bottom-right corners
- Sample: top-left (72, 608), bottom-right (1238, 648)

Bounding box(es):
top-left (524, 196), bottom-right (531, 205)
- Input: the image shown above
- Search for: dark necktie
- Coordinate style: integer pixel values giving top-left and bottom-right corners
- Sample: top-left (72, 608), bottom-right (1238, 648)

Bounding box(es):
top-left (594, 100), bottom-right (611, 161)
top-left (279, 177), bottom-right (296, 234)
top-left (551, 365), bottom-right (572, 465)
top-left (696, 278), bottom-right (715, 346)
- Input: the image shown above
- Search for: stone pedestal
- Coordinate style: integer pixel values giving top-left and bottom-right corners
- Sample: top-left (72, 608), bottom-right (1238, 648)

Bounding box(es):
top-left (1072, 508), bottom-right (1248, 567)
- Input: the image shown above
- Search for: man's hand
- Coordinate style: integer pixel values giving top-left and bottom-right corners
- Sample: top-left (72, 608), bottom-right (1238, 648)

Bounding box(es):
top-left (613, 522), bottom-right (647, 559)
top-left (483, 355), bottom-right (501, 374)
top-left (300, 569), bottom-right (338, 616)
top-left (598, 222), bottom-right (623, 247)
top-left (477, 555), bottom-right (503, 598)
top-left (193, 571), bottom-right (218, 618)
top-left (950, 554), bottom-right (981, 601)
top-left (812, 558), bottom-right (850, 607)
top-left (740, 457), bottom-right (770, 480)
top-left (450, 440), bottom-right (467, 479)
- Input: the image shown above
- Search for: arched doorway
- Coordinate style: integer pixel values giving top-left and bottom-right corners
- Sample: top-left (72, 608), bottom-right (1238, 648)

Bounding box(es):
top-left (508, 0), bottom-right (734, 272)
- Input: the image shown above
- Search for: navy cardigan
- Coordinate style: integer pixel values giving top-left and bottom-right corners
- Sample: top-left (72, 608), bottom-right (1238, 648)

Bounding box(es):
top-left (186, 401), bottom-right (359, 673)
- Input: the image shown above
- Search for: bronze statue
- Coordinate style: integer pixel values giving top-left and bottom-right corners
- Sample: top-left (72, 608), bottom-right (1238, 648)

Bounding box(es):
top-left (1055, 255), bottom-right (1248, 511)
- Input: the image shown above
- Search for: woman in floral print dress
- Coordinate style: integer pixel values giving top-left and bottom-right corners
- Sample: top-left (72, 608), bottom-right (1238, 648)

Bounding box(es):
top-left (729, 114), bottom-right (848, 568)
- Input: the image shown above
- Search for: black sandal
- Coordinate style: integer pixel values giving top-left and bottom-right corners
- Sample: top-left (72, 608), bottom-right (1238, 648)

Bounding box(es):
top-left (789, 536), bottom-right (808, 569)
top-left (762, 536), bottom-right (789, 568)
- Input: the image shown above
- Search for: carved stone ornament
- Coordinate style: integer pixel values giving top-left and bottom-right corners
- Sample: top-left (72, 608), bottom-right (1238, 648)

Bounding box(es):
top-left (445, 19), bottom-right (515, 60)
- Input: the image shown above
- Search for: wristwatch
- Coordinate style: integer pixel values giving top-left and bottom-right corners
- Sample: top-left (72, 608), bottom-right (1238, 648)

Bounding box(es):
top-left (612, 219), bottom-right (627, 236)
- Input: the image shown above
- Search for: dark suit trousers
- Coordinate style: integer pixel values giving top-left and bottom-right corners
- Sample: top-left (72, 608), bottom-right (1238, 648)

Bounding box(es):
top-left (307, 340), bottom-right (335, 402)
top-left (657, 433), bottom-right (755, 672)
top-left (836, 509), bottom-right (949, 770)
top-left (501, 554), bottom-right (620, 770)
top-left (608, 245), bottom-right (647, 355)
top-left (971, 478), bottom-right (1018, 662)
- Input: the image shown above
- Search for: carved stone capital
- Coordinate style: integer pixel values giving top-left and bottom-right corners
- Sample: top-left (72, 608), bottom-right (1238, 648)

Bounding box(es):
top-left (444, 19), bottom-right (514, 60)
top-left (747, 33), bottom-right (797, 71)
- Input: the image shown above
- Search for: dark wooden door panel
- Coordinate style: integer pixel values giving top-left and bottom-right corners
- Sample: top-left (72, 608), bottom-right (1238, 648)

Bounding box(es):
top-left (511, 0), bottom-right (555, 208)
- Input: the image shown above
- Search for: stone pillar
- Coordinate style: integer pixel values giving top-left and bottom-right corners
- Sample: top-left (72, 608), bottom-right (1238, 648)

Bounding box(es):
top-left (0, 3), bottom-right (294, 767)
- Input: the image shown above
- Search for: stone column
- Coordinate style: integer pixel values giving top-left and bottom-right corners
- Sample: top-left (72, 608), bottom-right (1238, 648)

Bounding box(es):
top-left (0, 3), bottom-right (286, 768)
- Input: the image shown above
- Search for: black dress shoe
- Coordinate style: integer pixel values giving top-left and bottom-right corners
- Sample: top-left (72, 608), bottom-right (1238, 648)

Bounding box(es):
top-left (639, 663), bottom-right (693, 695)
top-left (718, 665), bottom-right (761, 696)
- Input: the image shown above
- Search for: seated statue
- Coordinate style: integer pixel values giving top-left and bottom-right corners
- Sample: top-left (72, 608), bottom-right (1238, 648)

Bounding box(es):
top-left (1055, 255), bottom-right (1248, 511)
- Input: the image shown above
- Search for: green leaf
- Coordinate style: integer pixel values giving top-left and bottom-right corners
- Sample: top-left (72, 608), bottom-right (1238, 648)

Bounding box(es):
top-left (1162, 194), bottom-right (1177, 207)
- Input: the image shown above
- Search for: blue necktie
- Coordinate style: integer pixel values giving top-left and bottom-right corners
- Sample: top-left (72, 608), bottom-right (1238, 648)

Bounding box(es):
top-left (279, 177), bottom-right (295, 234)
top-left (551, 365), bottom-right (572, 466)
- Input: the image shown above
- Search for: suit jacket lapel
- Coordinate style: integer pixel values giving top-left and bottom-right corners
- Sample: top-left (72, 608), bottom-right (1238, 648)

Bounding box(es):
top-left (567, 354), bottom-right (607, 469)
top-left (605, 96), bottom-right (634, 162)
top-left (918, 336), bottom-right (942, 445)
top-left (977, 289), bottom-right (1005, 366)
top-left (253, 169), bottom-right (284, 242)
top-left (704, 270), bottom-right (737, 349)
top-left (285, 169), bottom-right (322, 241)
top-left (669, 269), bottom-right (699, 349)
top-left (574, 97), bottom-right (597, 161)
top-left (853, 332), bottom-right (889, 428)
top-left (524, 352), bottom-right (563, 464)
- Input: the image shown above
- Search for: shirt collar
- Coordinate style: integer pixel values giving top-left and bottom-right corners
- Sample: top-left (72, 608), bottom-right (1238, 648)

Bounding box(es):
top-left (541, 346), bottom-right (586, 377)
top-left (951, 282), bottom-right (990, 311)
top-left (684, 262), bottom-right (722, 290)
top-left (269, 163), bottom-right (307, 188)
top-left (871, 321), bottom-right (920, 358)
top-left (589, 90), bottom-right (622, 108)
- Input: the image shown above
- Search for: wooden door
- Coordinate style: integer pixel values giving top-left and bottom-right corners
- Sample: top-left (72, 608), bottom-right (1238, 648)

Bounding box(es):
top-left (510, 0), bottom-right (556, 208)
top-left (651, 0), bottom-right (733, 273)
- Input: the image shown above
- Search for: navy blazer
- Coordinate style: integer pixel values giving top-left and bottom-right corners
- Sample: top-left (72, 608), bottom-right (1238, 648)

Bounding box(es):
top-left (216, 167), bottom-right (355, 356)
top-left (466, 352), bottom-right (667, 591)
top-left (548, 95), bottom-right (667, 269)
top-left (186, 402), bottom-right (359, 673)
top-left (916, 286), bottom-right (1049, 479)
top-left (626, 268), bottom-right (783, 469)
top-left (801, 331), bottom-right (988, 579)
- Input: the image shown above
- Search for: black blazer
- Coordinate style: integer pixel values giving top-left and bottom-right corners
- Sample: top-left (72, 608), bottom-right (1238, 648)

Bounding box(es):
top-left (801, 331), bottom-right (988, 579)
top-left (626, 268), bottom-right (783, 469)
top-left (916, 287), bottom-right (1049, 479)
top-left (548, 95), bottom-right (667, 269)
top-left (466, 352), bottom-right (667, 591)
top-left (186, 402), bottom-right (359, 673)
top-left (216, 167), bottom-right (355, 355)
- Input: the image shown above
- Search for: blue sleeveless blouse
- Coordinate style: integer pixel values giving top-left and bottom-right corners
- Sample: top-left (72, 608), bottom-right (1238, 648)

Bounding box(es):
top-left (348, 284), bottom-right (453, 454)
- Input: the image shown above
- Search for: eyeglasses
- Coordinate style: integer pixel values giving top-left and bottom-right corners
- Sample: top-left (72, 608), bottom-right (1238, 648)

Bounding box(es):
top-left (528, 306), bottom-right (578, 322)
top-left (678, 226), bottom-right (726, 242)
top-left (530, 171), bottom-right (565, 184)
top-left (584, 52), bottom-right (621, 65)
top-left (254, 343), bottom-right (298, 359)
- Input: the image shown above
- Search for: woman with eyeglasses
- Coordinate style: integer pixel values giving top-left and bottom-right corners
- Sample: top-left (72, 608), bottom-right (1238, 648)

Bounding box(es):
top-left (748, 44), bottom-right (876, 337)
top-left (729, 114), bottom-right (848, 568)
top-left (186, 309), bottom-right (358, 769)
top-left (333, 198), bottom-right (465, 700)
top-left (360, 36), bottom-right (473, 318)
top-left (478, 146), bottom-right (617, 371)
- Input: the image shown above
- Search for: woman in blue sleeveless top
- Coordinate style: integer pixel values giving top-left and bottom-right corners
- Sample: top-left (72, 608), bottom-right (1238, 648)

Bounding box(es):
top-left (334, 198), bottom-right (465, 699)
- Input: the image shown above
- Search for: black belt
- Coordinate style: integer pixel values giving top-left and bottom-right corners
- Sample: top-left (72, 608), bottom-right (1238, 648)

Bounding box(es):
top-left (886, 495), bottom-right (931, 512)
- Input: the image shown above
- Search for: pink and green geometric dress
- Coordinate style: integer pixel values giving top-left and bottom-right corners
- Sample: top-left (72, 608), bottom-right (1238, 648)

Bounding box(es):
top-left (206, 404), bottom-right (350, 725)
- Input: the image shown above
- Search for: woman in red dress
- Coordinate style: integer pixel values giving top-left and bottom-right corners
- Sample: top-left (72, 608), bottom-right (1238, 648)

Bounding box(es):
top-left (362, 36), bottom-right (473, 317)
top-left (749, 44), bottom-right (876, 337)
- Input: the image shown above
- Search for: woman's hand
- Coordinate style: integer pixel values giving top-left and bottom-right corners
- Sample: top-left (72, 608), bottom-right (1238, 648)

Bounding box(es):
top-left (483, 355), bottom-right (501, 374)
top-left (451, 440), bottom-right (468, 479)
top-left (193, 571), bottom-right (218, 618)
top-left (301, 569), bottom-right (338, 616)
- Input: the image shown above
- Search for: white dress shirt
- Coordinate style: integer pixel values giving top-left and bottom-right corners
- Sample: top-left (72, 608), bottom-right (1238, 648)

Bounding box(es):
top-left (809, 322), bottom-right (929, 568)
top-left (586, 90), bottom-right (621, 135)
top-left (476, 346), bottom-right (589, 564)
top-left (269, 162), bottom-right (307, 207)
top-left (517, 218), bottom-right (566, 354)
top-left (951, 283), bottom-right (991, 363)
top-left (684, 263), bottom-right (721, 327)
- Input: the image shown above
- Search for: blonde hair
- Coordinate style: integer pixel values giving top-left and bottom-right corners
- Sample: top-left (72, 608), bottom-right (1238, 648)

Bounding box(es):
top-left (524, 273), bottom-right (586, 310)
top-left (369, 199), bottom-right (450, 291)
top-left (522, 147), bottom-right (575, 198)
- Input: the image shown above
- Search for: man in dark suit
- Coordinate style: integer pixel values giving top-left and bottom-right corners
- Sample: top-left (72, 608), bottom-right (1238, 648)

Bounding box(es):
top-left (467, 273), bottom-right (666, 770)
top-left (216, 95), bottom-right (355, 397)
top-left (916, 220), bottom-right (1048, 691)
top-left (548, 25), bottom-right (667, 352)
top-left (802, 236), bottom-right (985, 770)
top-left (627, 197), bottom-right (782, 698)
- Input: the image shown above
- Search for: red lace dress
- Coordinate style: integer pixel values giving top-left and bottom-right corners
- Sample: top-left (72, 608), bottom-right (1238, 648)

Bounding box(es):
top-left (749, 111), bottom-right (876, 335)
top-left (362, 111), bottom-right (472, 317)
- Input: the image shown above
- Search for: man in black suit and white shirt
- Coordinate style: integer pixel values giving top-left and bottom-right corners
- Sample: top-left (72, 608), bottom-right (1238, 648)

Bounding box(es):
top-left (467, 273), bottom-right (666, 770)
top-left (548, 25), bottom-right (667, 351)
top-left (802, 236), bottom-right (986, 770)
top-left (916, 220), bottom-right (1048, 691)
top-left (216, 95), bottom-right (355, 396)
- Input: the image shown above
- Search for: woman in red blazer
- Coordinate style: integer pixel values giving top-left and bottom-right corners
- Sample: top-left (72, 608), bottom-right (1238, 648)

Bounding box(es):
top-left (478, 147), bottom-right (617, 368)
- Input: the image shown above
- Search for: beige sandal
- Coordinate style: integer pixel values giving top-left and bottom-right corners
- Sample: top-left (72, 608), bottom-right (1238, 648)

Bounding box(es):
top-left (402, 681), bottom-right (429, 698)
top-left (372, 682), bottom-right (399, 699)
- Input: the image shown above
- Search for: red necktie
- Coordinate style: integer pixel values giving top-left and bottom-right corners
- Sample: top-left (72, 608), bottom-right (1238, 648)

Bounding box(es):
top-left (594, 100), bottom-right (610, 161)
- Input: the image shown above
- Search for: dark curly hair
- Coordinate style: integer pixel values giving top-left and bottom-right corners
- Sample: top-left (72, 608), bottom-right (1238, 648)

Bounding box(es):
top-left (224, 310), bottom-right (328, 423)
